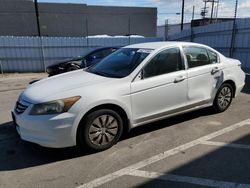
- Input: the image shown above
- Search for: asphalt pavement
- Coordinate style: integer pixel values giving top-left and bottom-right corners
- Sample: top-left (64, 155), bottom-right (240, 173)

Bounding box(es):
top-left (0, 73), bottom-right (249, 188)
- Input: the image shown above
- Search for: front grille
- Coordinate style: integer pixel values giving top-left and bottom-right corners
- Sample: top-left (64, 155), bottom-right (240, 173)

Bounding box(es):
top-left (15, 100), bottom-right (29, 114)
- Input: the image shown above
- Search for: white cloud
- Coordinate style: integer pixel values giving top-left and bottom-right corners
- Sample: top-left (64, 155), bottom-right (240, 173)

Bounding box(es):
top-left (238, 1), bottom-right (250, 17)
top-left (239, 1), bottom-right (250, 9)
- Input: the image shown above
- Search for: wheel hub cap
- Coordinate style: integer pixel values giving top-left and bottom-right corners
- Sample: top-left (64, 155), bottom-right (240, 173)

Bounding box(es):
top-left (88, 115), bottom-right (118, 146)
top-left (218, 86), bottom-right (232, 109)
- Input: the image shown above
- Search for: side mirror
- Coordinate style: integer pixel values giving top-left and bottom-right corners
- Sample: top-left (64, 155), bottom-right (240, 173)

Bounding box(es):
top-left (134, 70), bottom-right (143, 81)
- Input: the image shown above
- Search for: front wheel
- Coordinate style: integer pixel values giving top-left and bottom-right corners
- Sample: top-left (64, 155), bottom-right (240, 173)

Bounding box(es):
top-left (213, 83), bottom-right (233, 112)
top-left (77, 109), bottom-right (123, 152)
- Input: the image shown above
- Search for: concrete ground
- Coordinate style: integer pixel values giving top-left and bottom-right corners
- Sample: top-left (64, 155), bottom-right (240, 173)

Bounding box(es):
top-left (0, 73), bottom-right (249, 188)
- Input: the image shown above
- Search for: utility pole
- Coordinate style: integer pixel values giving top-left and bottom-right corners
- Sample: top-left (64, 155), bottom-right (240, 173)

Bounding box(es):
top-left (202, 0), bottom-right (207, 18)
top-left (165, 19), bottom-right (168, 41)
top-left (230, 0), bottom-right (238, 57)
top-left (181, 0), bottom-right (184, 31)
top-left (34, 0), bottom-right (41, 36)
top-left (34, 0), bottom-right (45, 72)
top-left (210, 0), bottom-right (215, 19)
top-left (128, 16), bottom-right (131, 44)
top-left (192, 6), bottom-right (195, 20)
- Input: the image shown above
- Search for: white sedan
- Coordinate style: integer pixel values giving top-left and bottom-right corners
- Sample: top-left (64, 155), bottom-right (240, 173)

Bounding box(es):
top-left (12, 42), bottom-right (245, 151)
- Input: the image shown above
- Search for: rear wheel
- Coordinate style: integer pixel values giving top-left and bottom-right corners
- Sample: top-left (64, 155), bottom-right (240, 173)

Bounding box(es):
top-left (213, 83), bottom-right (233, 112)
top-left (77, 109), bottom-right (123, 151)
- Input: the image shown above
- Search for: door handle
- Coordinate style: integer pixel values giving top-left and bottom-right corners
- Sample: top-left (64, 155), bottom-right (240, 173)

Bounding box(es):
top-left (211, 67), bottom-right (219, 74)
top-left (174, 76), bottom-right (186, 83)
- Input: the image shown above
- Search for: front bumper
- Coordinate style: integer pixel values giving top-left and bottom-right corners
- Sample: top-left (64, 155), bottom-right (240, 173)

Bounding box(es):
top-left (12, 110), bottom-right (77, 148)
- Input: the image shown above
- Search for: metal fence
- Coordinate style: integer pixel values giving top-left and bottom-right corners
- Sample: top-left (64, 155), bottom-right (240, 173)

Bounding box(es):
top-left (168, 18), bottom-right (250, 72)
top-left (0, 36), bottom-right (162, 73)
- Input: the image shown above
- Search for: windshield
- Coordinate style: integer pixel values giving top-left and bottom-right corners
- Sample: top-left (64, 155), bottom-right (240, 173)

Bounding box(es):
top-left (86, 48), bottom-right (152, 78)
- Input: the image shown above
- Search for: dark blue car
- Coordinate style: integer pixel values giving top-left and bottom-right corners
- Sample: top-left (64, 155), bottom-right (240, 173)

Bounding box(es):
top-left (46, 47), bottom-right (119, 76)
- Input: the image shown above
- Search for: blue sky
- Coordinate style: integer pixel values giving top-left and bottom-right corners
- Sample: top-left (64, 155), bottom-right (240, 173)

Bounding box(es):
top-left (39, 0), bottom-right (250, 25)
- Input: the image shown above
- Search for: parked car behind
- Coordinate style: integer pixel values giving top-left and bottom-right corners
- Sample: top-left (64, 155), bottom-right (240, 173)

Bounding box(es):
top-left (46, 47), bottom-right (118, 76)
top-left (12, 42), bottom-right (245, 152)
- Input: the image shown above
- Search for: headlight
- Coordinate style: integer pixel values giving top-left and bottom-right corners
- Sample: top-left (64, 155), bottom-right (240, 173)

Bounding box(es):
top-left (30, 96), bottom-right (81, 115)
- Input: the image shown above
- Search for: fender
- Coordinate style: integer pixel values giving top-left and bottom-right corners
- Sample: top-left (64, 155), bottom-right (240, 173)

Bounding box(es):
top-left (70, 99), bottom-right (132, 145)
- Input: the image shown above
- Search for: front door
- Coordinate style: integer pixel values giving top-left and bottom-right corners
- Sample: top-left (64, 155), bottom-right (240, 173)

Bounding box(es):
top-left (131, 47), bottom-right (188, 125)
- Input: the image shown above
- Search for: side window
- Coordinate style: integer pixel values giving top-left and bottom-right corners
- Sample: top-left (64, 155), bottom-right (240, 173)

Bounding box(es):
top-left (183, 47), bottom-right (210, 68)
top-left (207, 49), bottom-right (219, 64)
top-left (143, 48), bottom-right (183, 78)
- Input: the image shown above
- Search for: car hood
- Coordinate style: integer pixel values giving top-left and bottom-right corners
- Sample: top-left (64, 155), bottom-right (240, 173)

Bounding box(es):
top-left (21, 70), bottom-right (112, 103)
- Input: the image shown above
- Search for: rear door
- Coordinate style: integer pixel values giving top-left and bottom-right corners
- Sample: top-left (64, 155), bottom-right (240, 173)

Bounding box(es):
top-left (183, 46), bottom-right (222, 106)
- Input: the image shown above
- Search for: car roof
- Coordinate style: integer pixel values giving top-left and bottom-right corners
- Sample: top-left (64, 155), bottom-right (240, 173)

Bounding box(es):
top-left (124, 41), bottom-right (208, 50)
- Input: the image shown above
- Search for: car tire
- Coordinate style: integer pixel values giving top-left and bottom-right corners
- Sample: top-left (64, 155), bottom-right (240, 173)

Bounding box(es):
top-left (213, 83), bottom-right (233, 112)
top-left (77, 109), bottom-right (123, 152)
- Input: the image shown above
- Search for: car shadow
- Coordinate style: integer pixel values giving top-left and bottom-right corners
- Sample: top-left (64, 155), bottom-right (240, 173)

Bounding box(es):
top-left (0, 121), bottom-right (93, 171)
top-left (0, 107), bottom-right (216, 172)
top-left (126, 107), bottom-right (217, 139)
top-left (136, 133), bottom-right (250, 187)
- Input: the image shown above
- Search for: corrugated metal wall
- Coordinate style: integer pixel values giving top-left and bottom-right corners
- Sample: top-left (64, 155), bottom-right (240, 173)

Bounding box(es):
top-left (169, 18), bottom-right (250, 72)
top-left (0, 36), bottom-right (162, 72)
